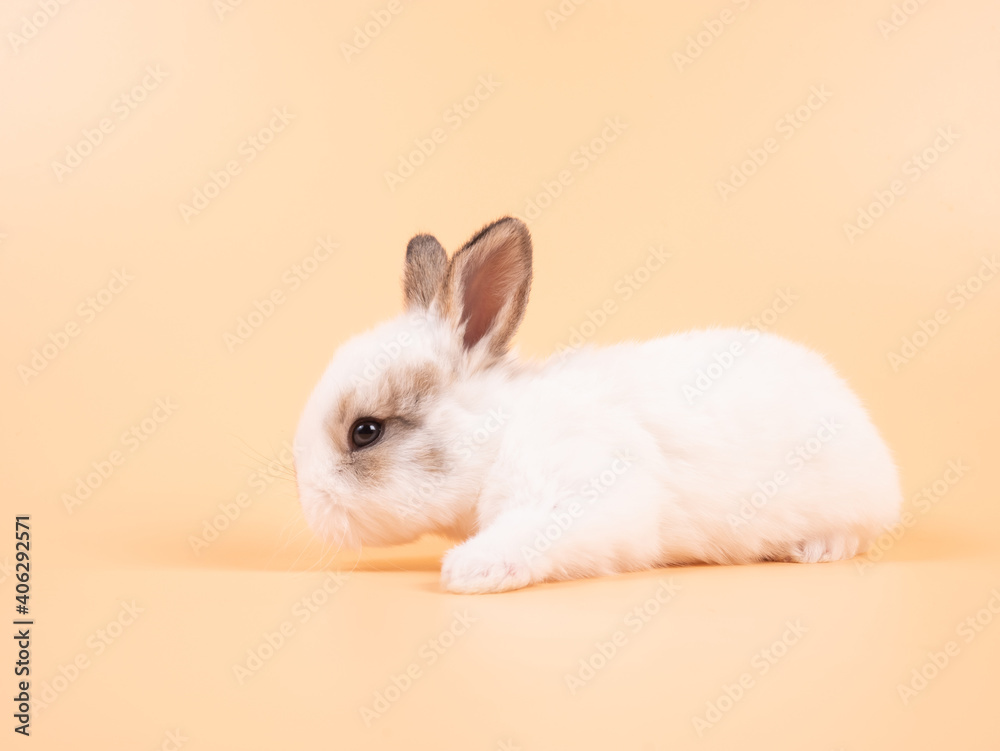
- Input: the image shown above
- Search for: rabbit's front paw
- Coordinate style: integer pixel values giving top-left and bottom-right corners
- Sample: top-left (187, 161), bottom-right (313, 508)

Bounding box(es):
top-left (440, 540), bottom-right (532, 594)
top-left (787, 534), bottom-right (860, 563)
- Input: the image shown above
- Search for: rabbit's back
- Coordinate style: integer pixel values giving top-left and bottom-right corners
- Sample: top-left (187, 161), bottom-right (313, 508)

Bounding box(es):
top-left (522, 329), bottom-right (903, 564)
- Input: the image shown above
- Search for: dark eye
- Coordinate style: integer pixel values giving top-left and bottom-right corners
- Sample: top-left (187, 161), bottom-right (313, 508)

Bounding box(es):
top-left (350, 418), bottom-right (383, 449)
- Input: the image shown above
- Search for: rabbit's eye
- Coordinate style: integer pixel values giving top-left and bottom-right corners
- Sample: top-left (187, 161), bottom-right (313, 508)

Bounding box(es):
top-left (350, 418), bottom-right (383, 449)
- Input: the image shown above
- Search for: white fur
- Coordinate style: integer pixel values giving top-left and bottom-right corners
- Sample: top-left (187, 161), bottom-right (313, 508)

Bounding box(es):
top-left (295, 309), bottom-right (902, 594)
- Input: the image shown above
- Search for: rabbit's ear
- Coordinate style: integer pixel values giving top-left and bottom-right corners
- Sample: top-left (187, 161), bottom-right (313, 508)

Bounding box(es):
top-left (403, 234), bottom-right (447, 311)
top-left (442, 216), bottom-right (532, 356)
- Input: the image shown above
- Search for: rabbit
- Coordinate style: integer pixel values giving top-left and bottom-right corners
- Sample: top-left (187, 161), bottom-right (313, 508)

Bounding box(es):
top-left (293, 216), bottom-right (903, 593)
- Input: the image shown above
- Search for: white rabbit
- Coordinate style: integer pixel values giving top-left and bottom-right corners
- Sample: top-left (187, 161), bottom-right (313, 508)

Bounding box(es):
top-left (294, 217), bottom-right (902, 593)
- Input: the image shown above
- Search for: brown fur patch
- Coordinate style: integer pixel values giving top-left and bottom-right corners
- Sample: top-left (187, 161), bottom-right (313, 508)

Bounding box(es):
top-left (333, 364), bottom-right (443, 433)
top-left (403, 234), bottom-right (447, 310)
top-left (329, 362), bottom-right (447, 484)
top-left (415, 445), bottom-right (448, 475)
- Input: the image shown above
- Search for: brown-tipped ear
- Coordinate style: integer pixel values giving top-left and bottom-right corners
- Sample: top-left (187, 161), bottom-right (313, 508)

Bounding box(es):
top-left (442, 216), bottom-right (532, 356)
top-left (403, 234), bottom-right (447, 310)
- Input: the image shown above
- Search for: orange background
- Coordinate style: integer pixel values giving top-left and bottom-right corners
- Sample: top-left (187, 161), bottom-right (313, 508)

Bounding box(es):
top-left (2, 1), bottom-right (999, 749)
